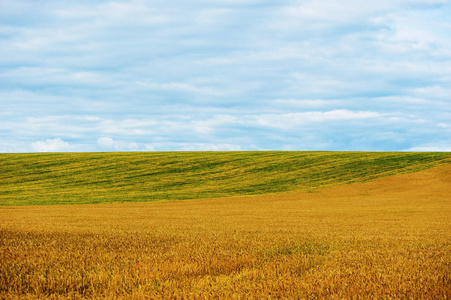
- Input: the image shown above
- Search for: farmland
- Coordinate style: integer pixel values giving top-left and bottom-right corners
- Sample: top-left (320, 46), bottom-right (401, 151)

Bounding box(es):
top-left (0, 151), bottom-right (450, 206)
top-left (0, 152), bottom-right (450, 299)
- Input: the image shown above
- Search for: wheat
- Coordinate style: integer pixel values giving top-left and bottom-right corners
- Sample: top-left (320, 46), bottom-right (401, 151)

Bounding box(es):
top-left (1, 164), bottom-right (450, 299)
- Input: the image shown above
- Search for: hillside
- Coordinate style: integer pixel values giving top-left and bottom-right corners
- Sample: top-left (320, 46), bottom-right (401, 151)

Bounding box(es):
top-left (0, 151), bottom-right (450, 206)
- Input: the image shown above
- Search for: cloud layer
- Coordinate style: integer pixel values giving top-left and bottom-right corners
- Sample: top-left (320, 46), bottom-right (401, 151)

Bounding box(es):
top-left (1, 0), bottom-right (450, 152)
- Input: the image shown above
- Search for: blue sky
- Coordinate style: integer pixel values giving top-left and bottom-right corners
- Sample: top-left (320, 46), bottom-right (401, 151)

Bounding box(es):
top-left (1, 0), bottom-right (450, 152)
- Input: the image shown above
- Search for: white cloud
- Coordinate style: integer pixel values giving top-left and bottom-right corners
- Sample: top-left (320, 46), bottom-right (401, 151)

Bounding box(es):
top-left (52, 1), bottom-right (172, 25)
top-left (96, 137), bottom-right (140, 151)
top-left (247, 110), bottom-right (382, 129)
top-left (283, 1), bottom-right (390, 21)
top-left (374, 96), bottom-right (432, 106)
top-left (408, 145), bottom-right (451, 151)
top-left (96, 137), bottom-right (115, 148)
top-left (280, 0), bottom-right (448, 23)
top-left (410, 85), bottom-right (451, 100)
top-left (195, 8), bottom-right (234, 25)
top-left (192, 115), bottom-right (238, 134)
top-left (31, 138), bottom-right (74, 152)
top-left (274, 99), bottom-right (342, 108)
top-left (180, 143), bottom-right (243, 151)
top-left (0, 67), bottom-right (117, 87)
top-left (135, 81), bottom-right (223, 97)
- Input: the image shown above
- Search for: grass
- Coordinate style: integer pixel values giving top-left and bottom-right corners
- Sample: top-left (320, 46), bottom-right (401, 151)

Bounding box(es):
top-left (1, 151), bottom-right (450, 205)
top-left (1, 164), bottom-right (450, 299)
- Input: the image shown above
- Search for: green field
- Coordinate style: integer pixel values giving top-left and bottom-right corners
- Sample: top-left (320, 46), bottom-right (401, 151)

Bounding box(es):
top-left (0, 151), bottom-right (450, 206)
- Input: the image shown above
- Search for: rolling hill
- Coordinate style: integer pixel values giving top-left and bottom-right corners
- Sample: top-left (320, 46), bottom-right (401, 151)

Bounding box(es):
top-left (0, 151), bottom-right (450, 206)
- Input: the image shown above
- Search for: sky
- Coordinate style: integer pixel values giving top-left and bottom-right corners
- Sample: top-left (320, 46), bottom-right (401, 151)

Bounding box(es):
top-left (1, 0), bottom-right (450, 152)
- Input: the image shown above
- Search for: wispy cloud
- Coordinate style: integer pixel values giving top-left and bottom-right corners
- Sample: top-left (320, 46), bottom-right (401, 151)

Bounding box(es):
top-left (1, 0), bottom-right (450, 152)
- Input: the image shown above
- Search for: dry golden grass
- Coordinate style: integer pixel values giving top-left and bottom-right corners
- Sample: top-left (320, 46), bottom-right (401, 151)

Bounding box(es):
top-left (1, 164), bottom-right (450, 299)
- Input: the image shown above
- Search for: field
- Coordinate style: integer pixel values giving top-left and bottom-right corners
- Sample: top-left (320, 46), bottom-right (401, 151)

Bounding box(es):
top-left (1, 151), bottom-right (450, 206)
top-left (0, 152), bottom-right (450, 299)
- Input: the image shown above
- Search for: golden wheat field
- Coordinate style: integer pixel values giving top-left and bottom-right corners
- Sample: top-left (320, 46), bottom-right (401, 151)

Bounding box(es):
top-left (1, 164), bottom-right (450, 299)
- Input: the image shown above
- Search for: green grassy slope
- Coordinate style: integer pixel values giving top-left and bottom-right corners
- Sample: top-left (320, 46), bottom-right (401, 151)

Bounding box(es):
top-left (0, 151), bottom-right (450, 206)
